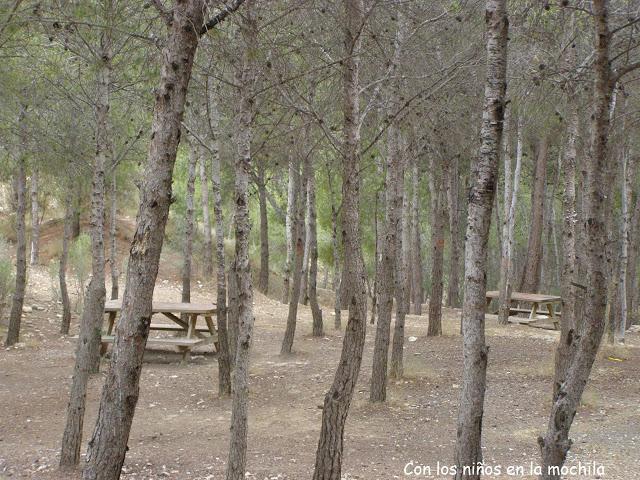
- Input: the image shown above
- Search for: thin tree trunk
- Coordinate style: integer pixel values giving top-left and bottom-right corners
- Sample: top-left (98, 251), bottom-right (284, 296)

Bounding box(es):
top-left (226, 4), bottom-right (256, 479)
top-left (281, 155), bottom-right (304, 354)
top-left (370, 15), bottom-right (405, 396)
top-left (210, 100), bottom-right (231, 395)
top-left (5, 150), bottom-right (27, 347)
top-left (411, 159), bottom-right (423, 314)
top-left (82, 4), bottom-right (206, 477)
top-left (390, 151), bottom-right (409, 379)
top-left (301, 176), bottom-right (311, 306)
top-left (29, 167), bottom-right (40, 266)
top-left (313, 0), bottom-right (367, 476)
top-left (538, 2), bottom-right (612, 476)
top-left (519, 136), bottom-right (548, 293)
top-left (328, 169), bottom-right (341, 329)
top-left (454, 0), bottom-right (508, 477)
top-left (109, 172), bottom-right (118, 300)
top-left (200, 147), bottom-right (213, 277)
top-left (283, 155), bottom-right (296, 304)
top-left (308, 163), bottom-right (323, 337)
top-left (60, 38), bottom-right (111, 467)
top-left (60, 190), bottom-right (73, 335)
top-left (257, 164), bottom-right (269, 294)
top-left (446, 154), bottom-right (462, 308)
top-left (182, 141), bottom-right (198, 315)
top-left (427, 182), bottom-right (446, 337)
top-left (618, 145), bottom-right (634, 342)
top-left (498, 114), bottom-right (523, 324)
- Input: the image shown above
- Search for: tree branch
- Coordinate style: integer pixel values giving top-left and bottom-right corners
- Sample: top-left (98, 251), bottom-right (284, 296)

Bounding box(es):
top-left (199, 0), bottom-right (246, 36)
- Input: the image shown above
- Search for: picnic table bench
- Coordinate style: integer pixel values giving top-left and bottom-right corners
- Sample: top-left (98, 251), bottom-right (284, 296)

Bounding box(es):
top-left (101, 300), bottom-right (218, 362)
top-left (485, 291), bottom-right (561, 330)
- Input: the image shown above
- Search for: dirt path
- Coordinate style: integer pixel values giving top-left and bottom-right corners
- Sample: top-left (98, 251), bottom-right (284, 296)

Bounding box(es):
top-left (1, 265), bottom-right (639, 480)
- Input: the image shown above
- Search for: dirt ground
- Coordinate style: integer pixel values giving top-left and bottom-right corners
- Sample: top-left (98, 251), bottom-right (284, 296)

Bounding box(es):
top-left (1, 248), bottom-right (639, 479)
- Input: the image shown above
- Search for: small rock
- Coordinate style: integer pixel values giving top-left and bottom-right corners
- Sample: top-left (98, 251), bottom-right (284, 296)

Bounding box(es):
top-left (22, 306), bottom-right (33, 313)
top-left (408, 336), bottom-right (418, 342)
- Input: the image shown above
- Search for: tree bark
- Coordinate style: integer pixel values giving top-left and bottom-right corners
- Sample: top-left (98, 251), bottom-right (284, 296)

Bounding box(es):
top-left (454, 0), bottom-right (508, 477)
top-left (498, 114), bottom-right (523, 325)
top-left (283, 154), bottom-right (296, 304)
top-left (427, 172), bottom-right (446, 337)
top-left (308, 162), bottom-right (324, 337)
top-left (225, 4), bottom-right (256, 479)
top-left (181, 141), bottom-right (198, 320)
top-left (109, 172), bottom-right (118, 300)
top-left (538, 2), bottom-right (612, 476)
top-left (390, 154), bottom-right (409, 379)
top-left (61, 36), bottom-right (111, 467)
top-left (5, 148), bottom-right (27, 347)
top-left (328, 168), bottom-right (342, 329)
top-left (200, 147), bottom-right (213, 277)
top-left (411, 158), bottom-right (423, 314)
top-left (519, 136), bottom-right (548, 293)
top-left (312, 0), bottom-right (367, 476)
top-left (60, 190), bottom-right (73, 335)
top-left (29, 167), bottom-right (40, 266)
top-left (281, 154), bottom-right (305, 354)
top-left (210, 104), bottom-right (231, 395)
top-left (446, 154), bottom-right (462, 308)
top-left (82, 4), bottom-right (206, 477)
top-left (257, 163), bottom-right (269, 293)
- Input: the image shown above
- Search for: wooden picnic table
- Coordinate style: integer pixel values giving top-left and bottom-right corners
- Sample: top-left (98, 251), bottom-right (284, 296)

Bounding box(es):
top-left (101, 300), bottom-right (218, 362)
top-left (485, 291), bottom-right (562, 329)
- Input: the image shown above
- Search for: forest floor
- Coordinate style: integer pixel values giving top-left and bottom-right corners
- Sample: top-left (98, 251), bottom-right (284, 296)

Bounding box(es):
top-left (1, 221), bottom-right (639, 480)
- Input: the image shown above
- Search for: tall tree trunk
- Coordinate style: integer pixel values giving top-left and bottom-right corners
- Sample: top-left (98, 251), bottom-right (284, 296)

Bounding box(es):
top-left (257, 164), bottom-right (269, 293)
top-left (369, 15), bottom-right (405, 397)
top-left (82, 4), bottom-right (206, 477)
top-left (182, 141), bottom-right (198, 315)
top-left (390, 154), bottom-right (409, 379)
top-left (226, 4), bottom-right (256, 479)
top-left (538, 2), bottom-right (612, 476)
top-left (519, 136), bottom-right (548, 293)
top-left (60, 189), bottom-right (73, 335)
top-left (308, 163), bottom-right (323, 337)
top-left (553, 33), bottom-right (579, 397)
top-left (280, 155), bottom-right (304, 354)
top-left (411, 159), bottom-right (423, 314)
top-left (498, 114), bottom-right (523, 324)
top-left (60, 37), bottom-right (111, 467)
top-left (313, 0), bottom-right (367, 476)
top-left (210, 100), bottom-right (231, 395)
top-left (328, 168), bottom-right (341, 329)
top-left (5, 150), bottom-right (27, 347)
top-left (283, 155), bottom-right (296, 304)
top-left (200, 148), bottom-right (213, 277)
top-left (29, 167), bottom-right (40, 266)
top-left (301, 177), bottom-right (311, 306)
top-left (427, 177), bottom-right (446, 337)
top-left (454, 0), bottom-right (508, 477)
top-left (446, 154), bottom-right (462, 307)
top-left (109, 172), bottom-right (118, 300)
top-left (618, 135), bottom-right (634, 342)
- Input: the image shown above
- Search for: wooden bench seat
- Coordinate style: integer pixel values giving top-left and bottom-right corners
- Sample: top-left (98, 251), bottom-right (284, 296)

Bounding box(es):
top-left (149, 323), bottom-right (213, 332)
top-left (100, 335), bottom-right (204, 347)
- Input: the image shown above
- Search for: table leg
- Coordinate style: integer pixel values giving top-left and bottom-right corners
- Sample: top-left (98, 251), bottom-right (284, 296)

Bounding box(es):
top-left (101, 311), bottom-right (117, 356)
top-left (204, 315), bottom-right (218, 352)
top-left (529, 302), bottom-right (538, 321)
top-left (546, 303), bottom-right (559, 330)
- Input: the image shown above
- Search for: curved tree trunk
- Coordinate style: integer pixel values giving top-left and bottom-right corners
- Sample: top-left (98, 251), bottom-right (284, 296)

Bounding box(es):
top-left (454, 0), bottom-right (508, 477)
top-left (60, 38), bottom-right (111, 467)
top-left (60, 190), bottom-right (73, 335)
top-left (81, 4), bottom-right (206, 477)
top-left (312, 0), bottom-right (367, 476)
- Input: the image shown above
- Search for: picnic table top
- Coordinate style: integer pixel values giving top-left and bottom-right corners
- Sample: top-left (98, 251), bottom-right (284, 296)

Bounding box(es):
top-left (485, 291), bottom-right (561, 303)
top-left (104, 299), bottom-right (217, 314)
